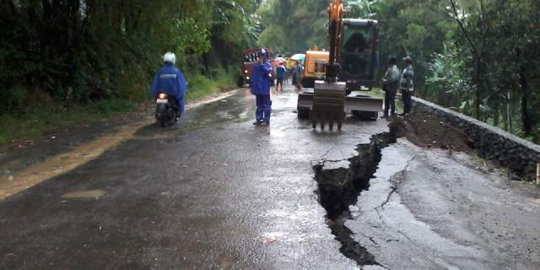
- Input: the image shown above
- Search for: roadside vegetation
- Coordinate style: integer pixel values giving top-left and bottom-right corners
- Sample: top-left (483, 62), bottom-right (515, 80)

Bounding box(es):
top-left (258, 0), bottom-right (540, 143)
top-left (2, 0), bottom-right (539, 144)
top-left (0, 69), bottom-right (239, 145)
top-left (0, 0), bottom-right (261, 144)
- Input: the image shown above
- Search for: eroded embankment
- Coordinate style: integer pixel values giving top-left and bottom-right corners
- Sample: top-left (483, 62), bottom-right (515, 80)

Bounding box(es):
top-left (313, 132), bottom-right (396, 266)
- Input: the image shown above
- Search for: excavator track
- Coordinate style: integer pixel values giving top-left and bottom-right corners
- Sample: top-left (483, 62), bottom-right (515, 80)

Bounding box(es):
top-left (311, 81), bottom-right (346, 131)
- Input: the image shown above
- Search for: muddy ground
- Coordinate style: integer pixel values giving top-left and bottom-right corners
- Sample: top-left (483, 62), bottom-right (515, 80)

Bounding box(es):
top-left (388, 112), bottom-right (473, 153)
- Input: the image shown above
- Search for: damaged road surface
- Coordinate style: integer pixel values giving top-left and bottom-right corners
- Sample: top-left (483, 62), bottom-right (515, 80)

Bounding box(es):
top-left (316, 133), bottom-right (540, 269)
top-left (1, 85), bottom-right (539, 269)
top-left (0, 85), bottom-right (388, 269)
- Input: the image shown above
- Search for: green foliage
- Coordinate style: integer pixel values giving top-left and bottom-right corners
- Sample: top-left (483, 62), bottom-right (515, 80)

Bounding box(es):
top-left (0, 0), bottom-right (260, 114)
top-left (346, 0), bottom-right (379, 18)
top-left (347, 0), bottom-right (540, 142)
top-left (444, 0), bottom-right (540, 140)
top-left (257, 0), bottom-right (329, 53)
top-left (171, 18), bottom-right (211, 65)
top-left (0, 0), bottom-right (261, 144)
top-left (186, 67), bottom-right (238, 100)
top-left (425, 45), bottom-right (470, 110)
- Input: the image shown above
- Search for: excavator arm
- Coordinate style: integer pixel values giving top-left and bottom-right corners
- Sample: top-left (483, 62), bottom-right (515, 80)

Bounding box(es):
top-left (297, 0), bottom-right (383, 131)
top-left (326, 0), bottom-right (344, 81)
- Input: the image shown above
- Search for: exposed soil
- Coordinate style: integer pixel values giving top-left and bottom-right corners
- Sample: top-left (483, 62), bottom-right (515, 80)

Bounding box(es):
top-left (388, 111), bottom-right (474, 153)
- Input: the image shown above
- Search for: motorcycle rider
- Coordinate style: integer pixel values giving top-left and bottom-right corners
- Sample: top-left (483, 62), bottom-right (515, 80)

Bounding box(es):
top-left (250, 49), bottom-right (273, 126)
top-left (151, 52), bottom-right (187, 120)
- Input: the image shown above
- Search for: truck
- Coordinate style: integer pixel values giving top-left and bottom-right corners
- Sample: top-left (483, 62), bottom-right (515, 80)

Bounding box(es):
top-left (237, 48), bottom-right (272, 87)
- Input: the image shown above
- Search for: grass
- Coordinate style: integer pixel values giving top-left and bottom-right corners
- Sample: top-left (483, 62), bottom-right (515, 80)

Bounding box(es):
top-left (185, 69), bottom-right (237, 101)
top-left (0, 99), bottom-right (135, 145)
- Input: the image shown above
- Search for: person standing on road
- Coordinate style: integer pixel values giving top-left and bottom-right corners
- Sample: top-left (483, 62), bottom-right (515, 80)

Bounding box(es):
top-left (151, 52), bottom-right (187, 120)
top-left (293, 61), bottom-right (303, 90)
top-left (381, 56), bottom-right (400, 118)
top-left (275, 62), bottom-right (286, 92)
top-left (291, 61), bottom-right (298, 87)
top-left (399, 56), bottom-right (415, 116)
top-left (250, 49), bottom-right (273, 126)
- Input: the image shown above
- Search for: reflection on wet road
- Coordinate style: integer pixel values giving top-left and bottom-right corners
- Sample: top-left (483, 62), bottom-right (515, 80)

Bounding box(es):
top-left (1, 86), bottom-right (539, 269)
top-left (0, 86), bottom-right (387, 269)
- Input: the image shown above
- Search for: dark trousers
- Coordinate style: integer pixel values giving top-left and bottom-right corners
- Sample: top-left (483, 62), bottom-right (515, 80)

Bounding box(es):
top-left (255, 94), bottom-right (271, 123)
top-left (276, 78), bottom-right (284, 91)
top-left (384, 89), bottom-right (397, 116)
top-left (402, 91), bottom-right (413, 114)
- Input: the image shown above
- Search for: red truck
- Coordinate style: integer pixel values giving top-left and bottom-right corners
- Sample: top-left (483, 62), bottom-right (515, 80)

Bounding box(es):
top-left (237, 48), bottom-right (272, 87)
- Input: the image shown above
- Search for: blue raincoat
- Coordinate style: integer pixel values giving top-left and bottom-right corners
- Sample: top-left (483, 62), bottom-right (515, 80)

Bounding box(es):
top-left (250, 60), bottom-right (273, 95)
top-left (151, 63), bottom-right (187, 113)
top-left (250, 60), bottom-right (273, 123)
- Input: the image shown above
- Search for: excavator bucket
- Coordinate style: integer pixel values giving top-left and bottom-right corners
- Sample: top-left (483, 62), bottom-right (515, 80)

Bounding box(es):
top-left (311, 80), bottom-right (346, 131)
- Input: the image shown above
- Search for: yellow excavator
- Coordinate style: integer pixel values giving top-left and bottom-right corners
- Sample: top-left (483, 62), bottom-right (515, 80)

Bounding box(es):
top-left (297, 0), bottom-right (383, 131)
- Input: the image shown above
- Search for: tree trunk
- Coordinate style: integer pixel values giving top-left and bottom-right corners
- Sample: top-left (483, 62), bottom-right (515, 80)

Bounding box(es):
top-left (203, 53), bottom-right (209, 75)
top-left (519, 71), bottom-right (532, 136)
top-left (493, 110), bottom-right (499, 127)
top-left (475, 58), bottom-right (481, 119)
top-left (493, 103), bottom-right (499, 127)
top-left (506, 91), bottom-right (512, 132)
top-left (503, 106), bottom-right (508, 131)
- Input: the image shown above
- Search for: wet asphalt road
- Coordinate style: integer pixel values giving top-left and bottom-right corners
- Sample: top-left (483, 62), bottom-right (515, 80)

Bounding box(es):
top-left (1, 85), bottom-right (539, 269)
top-left (0, 86), bottom-right (387, 269)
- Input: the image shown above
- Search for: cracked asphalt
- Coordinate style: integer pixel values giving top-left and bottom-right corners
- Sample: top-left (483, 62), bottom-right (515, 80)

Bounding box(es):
top-left (348, 139), bottom-right (540, 269)
top-left (1, 85), bottom-right (539, 269)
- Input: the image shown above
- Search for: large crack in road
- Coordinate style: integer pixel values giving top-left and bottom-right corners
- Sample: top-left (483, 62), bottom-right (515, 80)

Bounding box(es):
top-left (313, 131), bottom-right (397, 267)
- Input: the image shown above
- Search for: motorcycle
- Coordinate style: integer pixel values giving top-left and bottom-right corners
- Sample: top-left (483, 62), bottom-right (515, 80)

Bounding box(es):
top-left (155, 91), bottom-right (179, 128)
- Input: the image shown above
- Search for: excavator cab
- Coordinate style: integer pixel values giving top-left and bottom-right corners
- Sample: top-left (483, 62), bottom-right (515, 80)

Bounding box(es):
top-left (340, 19), bottom-right (379, 91)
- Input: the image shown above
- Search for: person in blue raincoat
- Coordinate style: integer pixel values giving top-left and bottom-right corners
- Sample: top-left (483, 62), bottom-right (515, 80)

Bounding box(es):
top-left (151, 52), bottom-right (187, 119)
top-left (250, 49), bottom-right (273, 126)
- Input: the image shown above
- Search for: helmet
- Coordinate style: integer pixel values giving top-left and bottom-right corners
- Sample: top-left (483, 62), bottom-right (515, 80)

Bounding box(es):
top-left (163, 52), bottom-right (176, 64)
top-left (258, 49), bottom-right (268, 57)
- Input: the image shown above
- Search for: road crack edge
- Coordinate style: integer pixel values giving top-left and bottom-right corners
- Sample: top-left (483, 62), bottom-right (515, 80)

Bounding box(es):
top-left (312, 131), bottom-right (397, 267)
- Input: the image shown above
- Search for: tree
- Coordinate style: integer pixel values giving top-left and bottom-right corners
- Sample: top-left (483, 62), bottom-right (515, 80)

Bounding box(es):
top-left (0, 0), bottom-right (262, 112)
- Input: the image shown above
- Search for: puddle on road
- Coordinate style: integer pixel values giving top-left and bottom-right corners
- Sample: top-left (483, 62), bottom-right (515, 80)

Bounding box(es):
top-left (0, 90), bottom-right (239, 201)
top-left (61, 189), bottom-right (107, 200)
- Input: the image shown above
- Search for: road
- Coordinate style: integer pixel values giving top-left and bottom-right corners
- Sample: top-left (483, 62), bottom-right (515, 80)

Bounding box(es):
top-left (1, 85), bottom-right (539, 269)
